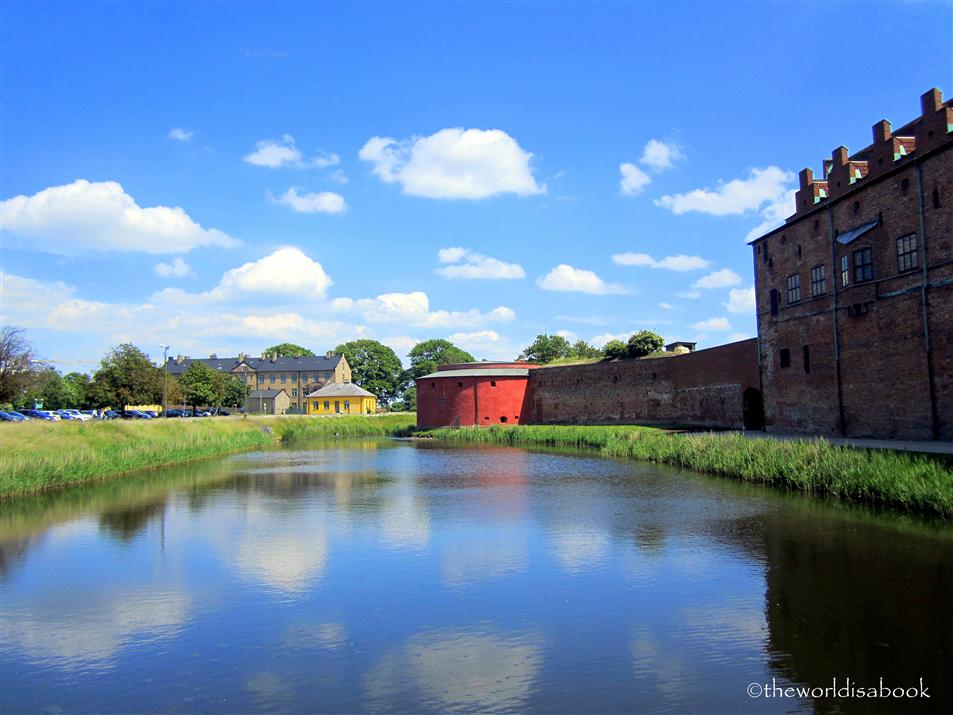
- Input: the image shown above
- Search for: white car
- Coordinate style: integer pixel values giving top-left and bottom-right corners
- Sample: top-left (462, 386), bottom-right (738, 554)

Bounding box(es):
top-left (59, 409), bottom-right (93, 421)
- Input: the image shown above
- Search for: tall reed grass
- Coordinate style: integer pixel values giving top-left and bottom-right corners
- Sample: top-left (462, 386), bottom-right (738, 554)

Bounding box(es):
top-left (418, 425), bottom-right (953, 519)
top-left (0, 414), bottom-right (417, 498)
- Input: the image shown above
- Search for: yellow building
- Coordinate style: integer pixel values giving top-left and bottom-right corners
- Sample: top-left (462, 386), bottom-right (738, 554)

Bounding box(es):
top-left (166, 351), bottom-right (351, 413)
top-left (306, 383), bottom-right (377, 415)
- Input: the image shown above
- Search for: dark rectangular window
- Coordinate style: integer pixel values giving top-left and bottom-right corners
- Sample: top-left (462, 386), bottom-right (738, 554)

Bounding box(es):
top-left (803, 345), bottom-right (811, 374)
top-left (780, 348), bottom-right (791, 368)
top-left (896, 234), bottom-right (919, 273)
top-left (853, 248), bottom-right (873, 283)
top-left (810, 265), bottom-right (826, 297)
top-left (786, 274), bottom-right (801, 304)
top-left (840, 255), bottom-right (849, 287)
top-left (770, 289), bottom-right (779, 315)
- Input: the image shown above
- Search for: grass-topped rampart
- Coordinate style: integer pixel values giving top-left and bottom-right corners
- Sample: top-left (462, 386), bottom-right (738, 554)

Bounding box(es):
top-left (417, 425), bottom-right (953, 519)
top-left (0, 414), bottom-right (416, 498)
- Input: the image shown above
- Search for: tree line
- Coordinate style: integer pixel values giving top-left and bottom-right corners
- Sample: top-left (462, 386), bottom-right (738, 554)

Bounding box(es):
top-left (0, 328), bottom-right (248, 412)
top-left (0, 327), bottom-right (666, 413)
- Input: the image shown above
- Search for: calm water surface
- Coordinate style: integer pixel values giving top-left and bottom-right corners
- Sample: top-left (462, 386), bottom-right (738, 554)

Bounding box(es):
top-left (1, 440), bottom-right (951, 713)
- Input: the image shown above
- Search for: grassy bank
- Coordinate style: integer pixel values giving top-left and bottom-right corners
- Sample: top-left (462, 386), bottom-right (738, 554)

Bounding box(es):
top-left (417, 425), bottom-right (953, 519)
top-left (0, 414), bottom-right (417, 498)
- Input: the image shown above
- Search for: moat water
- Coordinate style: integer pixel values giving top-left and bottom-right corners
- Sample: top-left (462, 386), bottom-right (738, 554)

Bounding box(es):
top-left (1, 440), bottom-right (951, 713)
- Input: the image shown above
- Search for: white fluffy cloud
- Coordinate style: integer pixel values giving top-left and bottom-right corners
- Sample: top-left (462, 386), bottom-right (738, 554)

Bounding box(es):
top-left (332, 291), bottom-right (515, 329)
top-left (727, 332), bottom-right (753, 342)
top-left (725, 287), bottom-right (756, 314)
top-left (692, 268), bottom-right (742, 289)
top-left (640, 139), bottom-right (683, 171)
top-left (537, 264), bottom-right (627, 295)
top-left (243, 134), bottom-right (340, 169)
top-left (155, 257), bottom-right (191, 278)
top-left (436, 247), bottom-right (525, 279)
top-left (612, 252), bottom-right (710, 271)
top-left (0, 180), bottom-right (238, 254)
top-left (591, 331), bottom-right (632, 347)
top-left (619, 163), bottom-right (651, 196)
top-left (270, 187), bottom-right (347, 214)
top-left (358, 128), bottom-right (544, 199)
top-left (167, 127), bottom-right (193, 142)
top-left (691, 317), bottom-right (732, 331)
top-left (655, 166), bottom-right (794, 216)
top-left (213, 247), bottom-right (333, 300)
top-left (744, 188), bottom-right (797, 242)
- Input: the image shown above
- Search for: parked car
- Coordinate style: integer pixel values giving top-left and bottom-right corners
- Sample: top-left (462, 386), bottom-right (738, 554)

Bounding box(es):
top-left (7, 411), bottom-right (31, 420)
top-left (0, 411), bottom-right (21, 421)
top-left (22, 410), bottom-right (60, 421)
top-left (61, 409), bottom-right (93, 421)
top-left (165, 409), bottom-right (188, 418)
top-left (216, 409), bottom-right (231, 417)
top-left (143, 410), bottom-right (158, 418)
top-left (122, 410), bottom-right (153, 419)
top-left (103, 410), bottom-right (120, 420)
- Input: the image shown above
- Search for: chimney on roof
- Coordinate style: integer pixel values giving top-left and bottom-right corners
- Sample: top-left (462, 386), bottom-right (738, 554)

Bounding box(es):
top-left (872, 119), bottom-right (892, 144)
top-left (271, 353), bottom-right (278, 363)
top-left (832, 146), bottom-right (849, 167)
top-left (798, 168), bottom-right (814, 189)
top-left (238, 352), bottom-right (246, 362)
top-left (921, 87), bottom-right (943, 115)
top-left (325, 350), bottom-right (334, 359)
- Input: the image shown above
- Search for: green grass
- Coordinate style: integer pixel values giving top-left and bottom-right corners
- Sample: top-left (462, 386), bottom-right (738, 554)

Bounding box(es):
top-left (416, 425), bottom-right (953, 519)
top-left (0, 414), bottom-right (417, 498)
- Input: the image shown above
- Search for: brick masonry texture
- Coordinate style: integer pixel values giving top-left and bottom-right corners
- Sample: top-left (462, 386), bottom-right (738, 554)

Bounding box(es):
top-left (752, 88), bottom-right (953, 440)
top-left (529, 340), bottom-right (761, 428)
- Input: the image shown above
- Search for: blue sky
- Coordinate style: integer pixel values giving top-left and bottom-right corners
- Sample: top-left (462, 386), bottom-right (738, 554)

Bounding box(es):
top-left (1, 1), bottom-right (949, 370)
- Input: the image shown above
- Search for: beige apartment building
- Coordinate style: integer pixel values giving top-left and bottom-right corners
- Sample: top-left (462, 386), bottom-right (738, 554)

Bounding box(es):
top-left (166, 351), bottom-right (352, 413)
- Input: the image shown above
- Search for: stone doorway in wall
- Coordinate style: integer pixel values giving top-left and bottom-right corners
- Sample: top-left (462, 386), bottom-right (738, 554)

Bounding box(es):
top-left (742, 388), bottom-right (765, 431)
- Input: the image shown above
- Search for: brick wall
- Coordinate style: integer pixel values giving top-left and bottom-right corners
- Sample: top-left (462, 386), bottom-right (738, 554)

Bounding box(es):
top-left (528, 339), bottom-right (760, 428)
top-left (753, 89), bottom-right (953, 440)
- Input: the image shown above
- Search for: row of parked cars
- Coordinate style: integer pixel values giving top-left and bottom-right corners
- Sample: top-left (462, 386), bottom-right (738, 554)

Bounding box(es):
top-left (0, 408), bottom-right (233, 422)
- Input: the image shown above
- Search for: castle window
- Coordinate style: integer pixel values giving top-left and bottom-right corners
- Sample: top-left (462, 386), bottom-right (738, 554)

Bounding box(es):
top-left (292, 374), bottom-right (297, 383)
top-left (853, 248), bottom-right (873, 283)
top-left (786, 274), bottom-right (801, 304)
top-left (901, 177), bottom-right (910, 193)
top-left (810, 265), bottom-right (826, 297)
top-left (770, 289), bottom-right (779, 315)
top-left (896, 234), bottom-right (919, 273)
top-left (796, 245), bottom-right (802, 258)
top-left (933, 188), bottom-right (941, 209)
top-left (280, 374), bottom-right (287, 383)
top-left (490, 381), bottom-right (497, 387)
top-left (841, 255), bottom-right (849, 287)
top-left (500, 416), bottom-right (508, 423)
top-left (269, 374), bottom-right (276, 383)
top-left (803, 345), bottom-right (811, 374)
top-left (457, 382), bottom-right (463, 388)
top-left (324, 401), bottom-right (330, 410)
top-left (292, 389), bottom-right (298, 397)
top-left (258, 374), bottom-right (265, 383)
top-left (780, 349), bottom-right (791, 368)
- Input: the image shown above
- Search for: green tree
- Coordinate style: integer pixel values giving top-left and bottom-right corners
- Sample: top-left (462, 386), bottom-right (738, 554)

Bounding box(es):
top-left (518, 334), bottom-right (572, 363)
top-left (262, 342), bottom-right (315, 357)
top-left (334, 339), bottom-right (406, 404)
top-left (178, 362), bottom-right (218, 410)
top-left (407, 339), bottom-right (475, 381)
top-left (627, 330), bottom-right (665, 358)
top-left (569, 340), bottom-right (603, 360)
top-left (62, 372), bottom-right (90, 408)
top-left (15, 369), bottom-right (70, 410)
top-left (218, 372), bottom-right (249, 407)
top-left (602, 340), bottom-right (628, 360)
top-left (392, 385), bottom-right (417, 412)
top-left (0, 326), bottom-right (37, 405)
top-left (91, 344), bottom-right (163, 410)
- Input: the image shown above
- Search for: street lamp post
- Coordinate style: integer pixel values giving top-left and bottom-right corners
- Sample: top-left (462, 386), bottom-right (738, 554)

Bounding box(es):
top-left (159, 344), bottom-right (170, 418)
